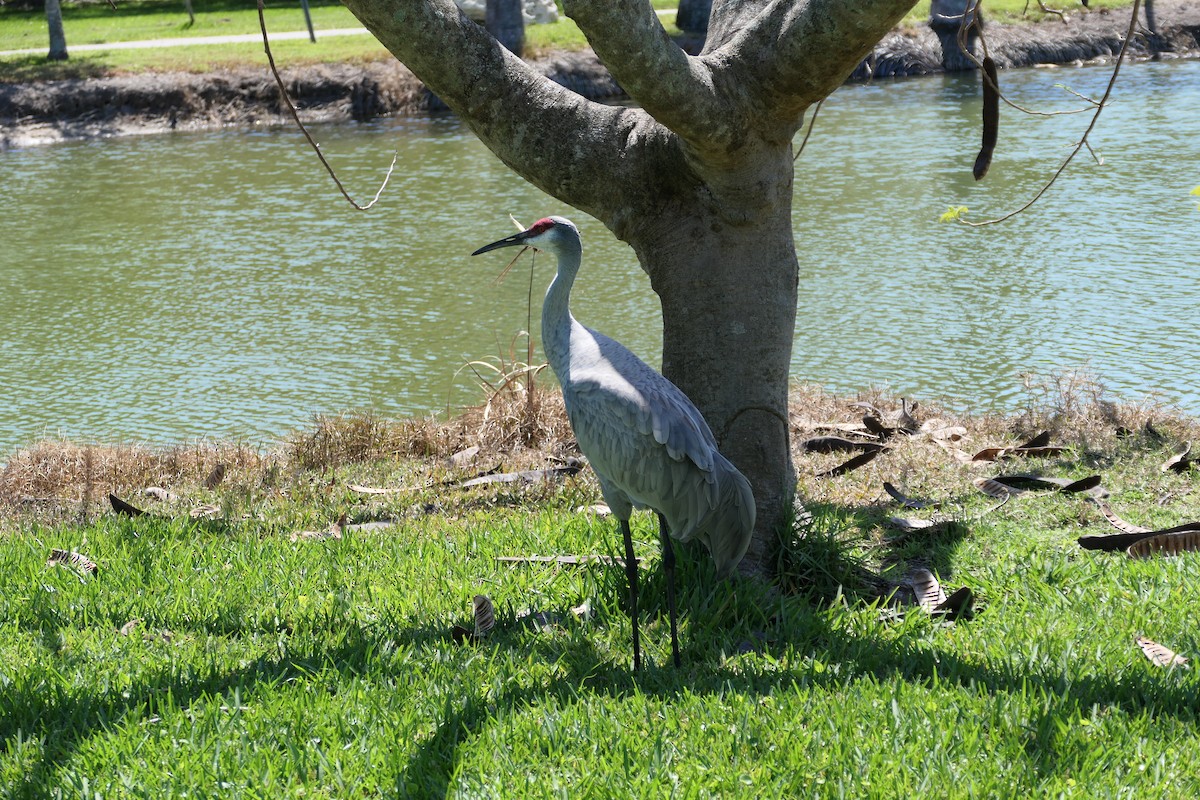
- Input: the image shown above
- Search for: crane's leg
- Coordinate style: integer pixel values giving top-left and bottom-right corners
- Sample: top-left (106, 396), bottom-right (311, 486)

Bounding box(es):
top-left (620, 517), bottom-right (641, 671)
top-left (658, 512), bottom-right (681, 668)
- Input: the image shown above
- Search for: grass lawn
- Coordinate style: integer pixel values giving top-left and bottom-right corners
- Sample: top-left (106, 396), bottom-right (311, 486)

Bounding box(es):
top-left (0, 0), bottom-right (1138, 79)
top-left (0, 0), bottom-right (681, 77)
top-left (2, 383), bottom-right (1199, 796)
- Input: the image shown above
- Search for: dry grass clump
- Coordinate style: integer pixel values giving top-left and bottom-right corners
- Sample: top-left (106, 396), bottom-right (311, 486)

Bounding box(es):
top-left (3, 371), bottom-right (1196, 529)
top-left (0, 439), bottom-right (269, 506)
top-left (284, 389), bottom-right (577, 473)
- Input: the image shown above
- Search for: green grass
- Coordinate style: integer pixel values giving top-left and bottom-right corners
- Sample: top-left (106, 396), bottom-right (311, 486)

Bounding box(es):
top-left (3, 390), bottom-right (1200, 796)
top-left (2, 1), bottom-right (1141, 79)
top-left (0, 0), bottom-right (682, 77)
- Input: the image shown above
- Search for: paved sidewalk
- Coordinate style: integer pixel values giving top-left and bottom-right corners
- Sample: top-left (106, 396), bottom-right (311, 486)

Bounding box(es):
top-left (0, 27), bottom-right (371, 58)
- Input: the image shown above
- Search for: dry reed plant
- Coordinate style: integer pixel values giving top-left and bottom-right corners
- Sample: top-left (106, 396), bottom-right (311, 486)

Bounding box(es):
top-left (0, 440), bottom-right (269, 506)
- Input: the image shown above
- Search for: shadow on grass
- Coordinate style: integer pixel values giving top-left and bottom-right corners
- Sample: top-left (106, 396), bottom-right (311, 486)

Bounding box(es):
top-left (4, 460), bottom-right (1197, 797)
top-left (5, 555), bottom-right (1199, 798)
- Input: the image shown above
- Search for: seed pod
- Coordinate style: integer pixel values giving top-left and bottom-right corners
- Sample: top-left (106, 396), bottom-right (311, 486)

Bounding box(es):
top-left (48, 548), bottom-right (99, 575)
top-left (473, 594), bottom-right (495, 638)
top-left (974, 57), bottom-right (999, 181)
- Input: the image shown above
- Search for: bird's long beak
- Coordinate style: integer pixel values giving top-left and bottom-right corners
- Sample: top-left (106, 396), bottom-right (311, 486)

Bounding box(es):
top-left (472, 229), bottom-right (534, 256)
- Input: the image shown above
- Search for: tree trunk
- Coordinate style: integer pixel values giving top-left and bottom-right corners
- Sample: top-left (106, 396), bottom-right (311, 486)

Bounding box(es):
top-left (336, 0), bottom-right (919, 578)
top-left (45, 0), bottom-right (68, 61)
top-left (485, 0), bottom-right (524, 56)
top-left (676, 0), bottom-right (712, 34)
top-left (929, 0), bottom-right (983, 71)
top-left (634, 207), bottom-right (798, 578)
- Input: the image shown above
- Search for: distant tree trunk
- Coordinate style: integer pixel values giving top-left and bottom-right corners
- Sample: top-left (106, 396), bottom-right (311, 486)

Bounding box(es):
top-left (45, 0), bottom-right (68, 61)
top-left (929, 0), bottom-right (983, 71)
top-left (676, 0), bottom-right (712, 34)
top-left (300, 0), bottom-right (317, 42)
top-left (485, 0), bottom-right (524, 56)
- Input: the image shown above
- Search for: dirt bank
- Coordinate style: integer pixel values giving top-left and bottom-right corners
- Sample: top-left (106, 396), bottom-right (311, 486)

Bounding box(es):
top-left (2, 3), bottom-right (1198, 149)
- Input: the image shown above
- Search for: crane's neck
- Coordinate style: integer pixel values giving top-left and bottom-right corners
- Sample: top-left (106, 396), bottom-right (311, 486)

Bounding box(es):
top-left (541, 239), bottom-right (583, 380)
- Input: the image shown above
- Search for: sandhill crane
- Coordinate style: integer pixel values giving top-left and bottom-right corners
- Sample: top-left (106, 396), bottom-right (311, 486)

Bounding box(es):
top-left (472, 216), bottom-right (755, 670)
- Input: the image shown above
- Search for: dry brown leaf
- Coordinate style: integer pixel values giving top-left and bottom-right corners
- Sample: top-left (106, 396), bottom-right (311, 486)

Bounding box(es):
top-left (793, 419), bottom-right (871, 434)
top-left (348, 484), bottom-right (413, 495)
top-left (933, 438), bottom-right (976, 463)
top-left (932, 586), bottom-right (974, 620)
top-left (990, 474), bottom-right (1103, 495)
top-left (570, 599), bottom-right (594, 621)
top-left (922, 422), bottom-right (968, 442)
top-left (974, 56), bottom-right (999, 180)
top-left (802, 436), bottom-right (883, 454)
top-left (1135, 636), bottom-right (1189, 669)
top-left (973, 477), bottom-right (1014, 500)
top-left (1094, 500), bottom-right (1152, 534)
top-left (1018, 431), bottom-right (1052, 449)
top-left (204, 463), bottom-right (227, 490)
top-left (1162, 444), bottom-right (1193, 473)
top-left (451, 625), bottom-right (477, 645)
top-left (887, 516), bottom-right (941, 531)
top-left (109, 493), bottom-right (147, 518)
top-left (907, 568), bottom-right (947, 612)
top-left (290, 514), bottom-right (346, 543)
top-left (816, 448), bottom-right (883, 478)
top-left (862, 415), bottom-right (897, 439)
top-left (449, 446), bottom-right (481, 467)
top-left (495, 554), bottom-right (621, 566)
top-left (473, 594), bottom-right (495, 638)
top-left (459, 464), bottom-right (583, 488)
top-left (883, 482), bottom-right (938, 510)
top-left (189, 503), bottom-right (220, 519)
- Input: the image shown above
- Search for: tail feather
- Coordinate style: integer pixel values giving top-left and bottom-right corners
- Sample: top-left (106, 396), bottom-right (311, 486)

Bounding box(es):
top-left (670, 453), bottom-right (755, 578)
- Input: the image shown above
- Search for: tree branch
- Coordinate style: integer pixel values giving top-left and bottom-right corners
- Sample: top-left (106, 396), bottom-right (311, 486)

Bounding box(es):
top-left (339, 0), bottom-right (679, 226)
top-left (727, 0), bottom-right (918, 124)
top-left (563, 0), bottom-right (727, 146)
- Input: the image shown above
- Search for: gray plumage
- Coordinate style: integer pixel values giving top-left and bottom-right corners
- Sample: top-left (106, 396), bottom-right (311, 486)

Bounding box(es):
top-left (473, 215), bottom-right (755, 669)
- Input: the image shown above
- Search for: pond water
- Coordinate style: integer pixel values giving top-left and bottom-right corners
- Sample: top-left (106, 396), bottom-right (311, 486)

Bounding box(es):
top-left (1, 59), bottom-right (1197, 452)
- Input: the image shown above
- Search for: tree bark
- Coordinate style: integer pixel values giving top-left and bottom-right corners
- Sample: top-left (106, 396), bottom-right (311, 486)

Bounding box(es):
top-left (45, 0), bottom-right (68, 61)
top-left (339, 0), bottom-right (918, 576)
top-left (633, 205), bottom-right (798, 579)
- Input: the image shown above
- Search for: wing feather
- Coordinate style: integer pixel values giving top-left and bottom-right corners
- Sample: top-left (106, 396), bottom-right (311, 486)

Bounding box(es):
top-left (560, 326), bottom-right (754, 574)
